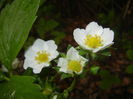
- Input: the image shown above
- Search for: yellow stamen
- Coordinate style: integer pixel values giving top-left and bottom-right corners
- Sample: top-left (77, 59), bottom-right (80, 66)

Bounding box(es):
top-left (68, 60), bottom-right (82, 73)
top-left (84, 34), bottom-right (103, 48)
top-left (35, 51), bottom-right (50, 64)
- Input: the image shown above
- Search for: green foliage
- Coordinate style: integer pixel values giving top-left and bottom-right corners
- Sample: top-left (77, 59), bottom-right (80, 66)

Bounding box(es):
top-left (126, 49), bottom-right (133, 61)
top-left (98, 10), bottom-right (115, 25)
top-left (99, 70), bottom-right (120, 89)
top-left (35, 18), bottom-right (65, 44)
top-left (42, 80), bottom-right (54, 96)
top-left (100, 51), bottom-right (111, 56)
top-left (90, 65), bottom-right (100, 75)
top-left (0, 0), bottom-right (40, 69)
top-left (126, 64), bottom-right (133, 74)
top-left (0, 70), bottom-right (6, 81)
top-left (51, 31), bottom-right (65, 44)
top-left (61, 73), bottom-right (73, 80)
top-left (59, 53), bottom-right (66, 58)
top-left (0, 76), bottom-right (44, 99)
top-left (36, 18), bottom-right (59, 38)
top-left (78, 49), bottom-right (88, 56)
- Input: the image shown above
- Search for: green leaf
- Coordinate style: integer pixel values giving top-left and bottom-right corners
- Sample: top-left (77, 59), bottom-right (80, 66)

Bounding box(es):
top-left (59, 53), bottom-right (66, 58)
top-left (126, 64), bottom-right (133, 74)
top-left (0, 0), bottom-right (40, 69)
top-left (61, 73), bottom-right (73, 80)
top-left (0, 76), bottom-right (44, 99)
top-left (126, 49), bottom-right (133, 61)
top-left (42, 80), bottom-right (53, 96)
top-left (52, 66), bottom-right (60, 72)
top-left (90, 66), bottom-right (100, 75)
top-left (67, 44), bottom-right (73, 51)
top-left (79, 49), bottom-right (88, 56)
top-left (100, 51), bottom-right (111, 56)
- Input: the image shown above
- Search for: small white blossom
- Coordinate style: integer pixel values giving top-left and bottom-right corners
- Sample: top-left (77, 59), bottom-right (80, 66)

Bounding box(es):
top-left (57, 47), bottom-right (88, 74)
top-left (73, 21), bottom-right (114, 53)
top-left (12, 58), bottom-right (20, 69)
top-left (24, 39), bottom-right (59, 73)
top-left (53, 95), bottom-right (57, 99)
top-left (1, 65), bottom-right (8, 72)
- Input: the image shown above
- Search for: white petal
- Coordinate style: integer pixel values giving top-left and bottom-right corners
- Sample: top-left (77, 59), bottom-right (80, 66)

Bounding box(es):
top-left (33, 67), bottom-right (43, 74)
top-left (73, 28), bottom-right (88, 49)
top-left (33, 62), bottom-right (50, 73)
top-left (67, 47), bottom-right (80, 60)
top-left (93, 42), bottom-right (114, 53)
top-left (101, 28), bottom-right (114, 44)
top-left (23, 59), bottom-right (36, 69)
top-left (53, 95), bottom-right (58, 99)
top-left (80, 56), bottom-right (88, 66)
top-left (57, 58), bottom-right (68, 73)
top-left (49, 51), bottom-right (59, 60)
top-left (75, 69), bottom-right (83, 74)
top-left (86, 22), bottom-right (103, 35)
top-left (46, 40), bottom-right (57, 50)
top-left (32, 63), bottom-right (50, 74)
top-left (46, 40), bottom-right (59, 60)
top-left (33, 39), bottom-right (48, 51)
top-left (24, 46), bottom-right (37, 59)
top-left (1, 65), bottom-right (8, 72)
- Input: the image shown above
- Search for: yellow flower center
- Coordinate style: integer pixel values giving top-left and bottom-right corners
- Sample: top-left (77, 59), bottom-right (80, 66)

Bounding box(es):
top-left (84, 34), bottom-right (103, 48)
top-left (35, 51), bottom-right (50, 64)
top-left (67, 60), bottom-right (82, 73)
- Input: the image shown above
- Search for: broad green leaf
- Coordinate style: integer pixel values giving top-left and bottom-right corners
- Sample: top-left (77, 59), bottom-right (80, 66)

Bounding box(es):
top-left (0, 0), bottom-right (40, 69)
top-left (126, 64), bottom-right (133, 74)
top-left (126, 49), bottom-right (133, 61)
top-left (90, 66), bottom-right (100, 75)
top-left (0, 76), bottom-right (44, 99)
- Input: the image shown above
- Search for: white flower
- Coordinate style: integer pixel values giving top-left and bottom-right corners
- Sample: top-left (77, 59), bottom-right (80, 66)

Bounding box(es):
top-left (73, 21), bottom-right (114, 53)
top-left (57, 47), bottom-right (88, 74)
top-left (24, 39), bottom-right (59, 74)
top-left (53, 95), bottom-right (57, 99)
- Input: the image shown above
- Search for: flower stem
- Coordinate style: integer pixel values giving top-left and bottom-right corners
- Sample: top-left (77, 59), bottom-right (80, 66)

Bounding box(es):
top-left (64, 77), bottom-right (76, 93)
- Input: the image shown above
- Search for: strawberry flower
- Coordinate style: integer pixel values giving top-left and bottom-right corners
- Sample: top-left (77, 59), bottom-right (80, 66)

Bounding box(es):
top-left (73, 22), bottom-right (114, 53)
top-left (24, 39), bottom-right (59, 73)
top-left (57, 47), bottom-right (88, 74)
